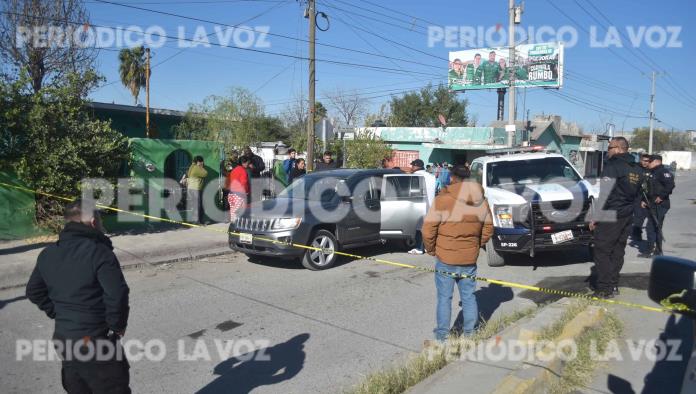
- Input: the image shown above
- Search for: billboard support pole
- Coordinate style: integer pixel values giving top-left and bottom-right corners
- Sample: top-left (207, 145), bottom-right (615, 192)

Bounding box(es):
top-left (507, 0), bottom-right (516, 147)
top-left (497, 88), bottom-right (505, 121)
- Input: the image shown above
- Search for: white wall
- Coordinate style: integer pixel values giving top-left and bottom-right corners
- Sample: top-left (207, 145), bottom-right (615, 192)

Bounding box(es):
top-left (660, 151), bottom-right (693, 170)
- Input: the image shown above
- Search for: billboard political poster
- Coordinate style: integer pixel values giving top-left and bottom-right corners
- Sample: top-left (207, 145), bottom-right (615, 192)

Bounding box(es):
top-left (448, 42), bottom-right (563, 91)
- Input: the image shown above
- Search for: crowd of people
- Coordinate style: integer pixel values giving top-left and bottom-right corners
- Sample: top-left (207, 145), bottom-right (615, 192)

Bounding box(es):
top-left (24, 140), bottom-right (678, 392)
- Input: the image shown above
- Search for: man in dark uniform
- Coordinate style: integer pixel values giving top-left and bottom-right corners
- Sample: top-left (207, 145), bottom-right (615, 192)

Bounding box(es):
top-left (638, 154), bottom-right (675, 258)
top-left (26, 199), bottom-right (131, 393)
top-left (589, 137), bottom-right (643, 299)
top-left (630, 153), bottom-right (651, 245)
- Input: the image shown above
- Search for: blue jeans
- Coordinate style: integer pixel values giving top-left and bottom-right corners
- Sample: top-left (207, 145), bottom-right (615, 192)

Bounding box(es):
top-left (434, 260), bottom-right (478, 341)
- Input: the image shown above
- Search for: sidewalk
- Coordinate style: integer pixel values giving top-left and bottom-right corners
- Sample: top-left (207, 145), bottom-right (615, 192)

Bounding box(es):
top-left (0, 223), bottom-right (234, 289)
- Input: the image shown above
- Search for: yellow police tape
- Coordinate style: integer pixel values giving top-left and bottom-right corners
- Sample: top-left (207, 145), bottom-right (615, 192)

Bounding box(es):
top-left (1, 181), bottom-right (689, 316)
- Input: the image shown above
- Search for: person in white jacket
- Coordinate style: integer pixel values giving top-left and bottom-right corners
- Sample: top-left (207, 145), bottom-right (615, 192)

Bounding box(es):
top-left (409, 159), bottom-right (437, 254)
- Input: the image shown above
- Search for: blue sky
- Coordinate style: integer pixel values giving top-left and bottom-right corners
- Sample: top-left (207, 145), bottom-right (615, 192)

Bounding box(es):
top-left (86, 0), bottom-right (696, 132)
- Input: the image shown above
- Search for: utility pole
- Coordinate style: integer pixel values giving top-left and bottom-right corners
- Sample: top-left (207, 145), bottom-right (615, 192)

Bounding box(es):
top-left (145, 47), bottom-right (151, 138)
top-left (648, 71), bottom-right (657, 154)
top-left (507, 0), bottom-right (518, 147)
top-left (306, 0), bottom-right (316, 171)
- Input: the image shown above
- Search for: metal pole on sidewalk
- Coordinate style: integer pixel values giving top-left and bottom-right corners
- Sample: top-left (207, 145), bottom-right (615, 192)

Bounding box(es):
top-left (306, 0), bottom-right (316, 171)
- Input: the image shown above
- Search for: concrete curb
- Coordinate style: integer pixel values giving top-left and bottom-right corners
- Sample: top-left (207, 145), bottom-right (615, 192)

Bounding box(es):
top-left (492, 304), bottom-right (606, 394)
top-left (406, 298), bottom-right (598, 394)
top-left (0, 245), bottom-right (237, 291)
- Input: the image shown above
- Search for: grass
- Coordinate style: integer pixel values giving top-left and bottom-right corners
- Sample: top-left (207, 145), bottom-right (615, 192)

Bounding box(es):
top-left (345, 306), bottom-right (538, 394)
top-left (548, 309), bottom-right (624, 394)
top-left (536, 300), bottom-right (592, 342)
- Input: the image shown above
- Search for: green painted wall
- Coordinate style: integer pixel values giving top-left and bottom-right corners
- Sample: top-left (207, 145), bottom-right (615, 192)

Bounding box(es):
top-left (533, 129), bottom-right (562, 153)
top-left (106, 138), bottom-right (225, 229)
top-left (0, 172), bottom-right (43, 239)
top-left (89, 107), bottom-right (182, 139)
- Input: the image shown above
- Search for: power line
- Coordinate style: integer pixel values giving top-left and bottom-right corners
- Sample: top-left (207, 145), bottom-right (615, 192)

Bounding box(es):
top-left (91, 0), bottom-right (442, 70)
top-left (2, 10), bottom-right (443, 79)
top-left (544, 0), bottom-right (647, 75)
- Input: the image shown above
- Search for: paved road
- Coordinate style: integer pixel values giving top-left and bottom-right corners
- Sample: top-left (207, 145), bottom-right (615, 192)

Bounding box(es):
top-left (1, 172), bottom-right (694, 393)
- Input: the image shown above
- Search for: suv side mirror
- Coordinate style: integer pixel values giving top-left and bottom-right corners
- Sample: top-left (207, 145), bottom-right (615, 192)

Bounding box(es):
top-left (649, 256), bottom-right (696, 315)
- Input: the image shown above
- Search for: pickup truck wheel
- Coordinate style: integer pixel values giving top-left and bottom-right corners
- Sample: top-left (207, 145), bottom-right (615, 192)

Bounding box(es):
top-left (302, 230), bottom-right (338, 270)
top-left (486, 239), bottom-right (506, 267)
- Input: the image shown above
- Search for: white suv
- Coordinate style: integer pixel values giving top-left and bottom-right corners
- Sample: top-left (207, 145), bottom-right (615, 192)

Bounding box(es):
top-left (470, 150), bottom-right (599, 266)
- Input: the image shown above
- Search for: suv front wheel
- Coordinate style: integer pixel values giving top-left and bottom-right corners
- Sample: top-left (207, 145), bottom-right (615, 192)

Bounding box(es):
top-left (302, 229), bottom-right (338, 270)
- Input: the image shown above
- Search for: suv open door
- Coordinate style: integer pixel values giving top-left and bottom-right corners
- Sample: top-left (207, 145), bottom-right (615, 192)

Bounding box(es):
top-left (380, 174), bottom-right (427, 243)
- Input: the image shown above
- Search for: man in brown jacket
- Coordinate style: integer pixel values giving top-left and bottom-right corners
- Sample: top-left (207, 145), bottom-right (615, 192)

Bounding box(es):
top-left (422, 164), bottom-right (493, 341)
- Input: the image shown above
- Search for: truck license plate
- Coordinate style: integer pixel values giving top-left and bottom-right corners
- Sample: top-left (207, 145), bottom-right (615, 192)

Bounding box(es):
top-left (239, 233), bottom-right (253, 244)
top-left (551, 230), bottom-right (574, 244)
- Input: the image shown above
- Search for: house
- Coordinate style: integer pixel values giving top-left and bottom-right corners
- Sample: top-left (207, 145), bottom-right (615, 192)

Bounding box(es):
top-left (364, 126), bottom-right (509, 167)
top-left (87, 101), bottom-right (185, 139)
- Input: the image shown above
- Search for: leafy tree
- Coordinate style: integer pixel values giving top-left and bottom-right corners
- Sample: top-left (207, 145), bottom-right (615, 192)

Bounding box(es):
top-left (118, 46), bottom-right (148, 106)
top-left (1, 70), bottom-right (129, 228)
top-left (0, 0), bottom-right (96, 93)
top-left (174, 87), bottom-right (288, 154)
top-left (281, 96), bottom-right (327, 154)
top-left (389, 84), bottom-right (469, 127)
top-left (338, 130), bottom-right (392, 169)
top-left (630, 127), bottom-right (693, 152)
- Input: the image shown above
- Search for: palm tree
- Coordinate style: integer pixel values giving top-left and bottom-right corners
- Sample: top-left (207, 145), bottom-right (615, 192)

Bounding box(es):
top-left (118, 46), bottom-right (147, 105)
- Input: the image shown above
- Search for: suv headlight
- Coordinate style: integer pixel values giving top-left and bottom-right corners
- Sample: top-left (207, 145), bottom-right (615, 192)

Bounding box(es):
top-left (272, 217), bottom-right (302, 230)
top-left (494, 205), bottom-right (515, 228)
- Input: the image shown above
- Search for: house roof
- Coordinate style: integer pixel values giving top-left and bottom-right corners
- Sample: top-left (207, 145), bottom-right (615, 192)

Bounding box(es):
top-left (489, 120), bottom-right (561, 142)
top-left (87, 101), bottom-right (186, 117)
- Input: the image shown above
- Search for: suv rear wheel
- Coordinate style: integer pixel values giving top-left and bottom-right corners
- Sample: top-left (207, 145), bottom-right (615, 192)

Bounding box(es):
top-left (486, 239), bottom-right (506, 267)
top-left (302, 229), bottom-right (338, 270)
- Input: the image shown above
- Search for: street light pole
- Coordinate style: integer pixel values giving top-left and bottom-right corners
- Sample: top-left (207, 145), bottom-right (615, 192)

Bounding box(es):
top-left (648, 71), bottom-right (657, 154)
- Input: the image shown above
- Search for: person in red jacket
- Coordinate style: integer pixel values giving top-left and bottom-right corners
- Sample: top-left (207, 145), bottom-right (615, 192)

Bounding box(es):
top-left (226, 157), bottom-right (251, 221)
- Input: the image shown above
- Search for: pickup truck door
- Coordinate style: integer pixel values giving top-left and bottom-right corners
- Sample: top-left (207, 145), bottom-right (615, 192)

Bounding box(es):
top-left (380, 174), bottom-right (427, 240)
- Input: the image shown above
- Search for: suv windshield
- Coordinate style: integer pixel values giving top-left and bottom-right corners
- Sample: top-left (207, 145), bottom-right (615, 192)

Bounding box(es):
top-left (486, 157), bottom-right (581, 187)
top-left (277, 176), bottom-right (347, 201)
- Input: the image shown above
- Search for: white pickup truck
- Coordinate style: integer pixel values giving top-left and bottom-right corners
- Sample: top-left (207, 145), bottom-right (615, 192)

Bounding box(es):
top-left (470, 150), bottom-right (599, 266)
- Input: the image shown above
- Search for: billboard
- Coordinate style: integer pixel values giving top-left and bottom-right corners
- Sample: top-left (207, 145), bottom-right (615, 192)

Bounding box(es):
top-left (448, 42), bottom-right (563, 91)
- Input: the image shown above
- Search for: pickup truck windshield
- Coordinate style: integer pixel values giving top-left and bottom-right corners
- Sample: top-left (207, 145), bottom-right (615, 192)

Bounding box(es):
top-left (487, 157), bottom-right (581, 187)
top-left (277, 176), bottom-right (347, 201)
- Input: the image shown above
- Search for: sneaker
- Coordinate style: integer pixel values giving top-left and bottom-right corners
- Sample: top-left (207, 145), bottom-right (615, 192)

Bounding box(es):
top-left (408, 248), bottom-right (424, 255)
top-left (637, 251), bottom-right (654, 258)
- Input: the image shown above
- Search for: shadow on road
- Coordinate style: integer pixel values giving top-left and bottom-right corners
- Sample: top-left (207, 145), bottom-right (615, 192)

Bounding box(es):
top-left (0, 242), bottom-right (52, 255)
top-left (517, 272), bottom-right (650, 305)
top-left (603, 314), bottom-right (692, 394)
top-left (642, 314), bottom-right (693, 393)
top-left (505, 248), bottom-right (592, 268)
top-left (0, 295), bottom-right (27, 310)
top-left (196, 333), bottom-right (309, 394)
top-left (451, 284), bottom-right (514, 335)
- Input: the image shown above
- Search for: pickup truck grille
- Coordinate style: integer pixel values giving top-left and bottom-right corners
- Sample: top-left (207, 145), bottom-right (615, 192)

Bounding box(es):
top-left (235, 217), bottom-right (273, 232)
top-left (531, 199), bottom-right (590, 227)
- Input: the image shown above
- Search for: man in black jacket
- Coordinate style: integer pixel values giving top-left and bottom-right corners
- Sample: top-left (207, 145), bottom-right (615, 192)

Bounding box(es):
top-left (638, 154), bottom-right (676, 257)
top-left (26, 199), bottom-right (131, 393)
top-left (589, 137), bottom-right (643, 299)
top-left (314, 151), bottom-right (339, 171)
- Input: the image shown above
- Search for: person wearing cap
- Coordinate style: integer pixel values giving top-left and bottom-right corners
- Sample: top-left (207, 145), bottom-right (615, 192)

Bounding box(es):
top-left (421, 164), bottom-right (493, 341)
top-left (630, 153), bottom-right (652, 245)
top-left (638, 154), bottom-right (675, 257)
top-left (408, 159), bottom-right (437, 254)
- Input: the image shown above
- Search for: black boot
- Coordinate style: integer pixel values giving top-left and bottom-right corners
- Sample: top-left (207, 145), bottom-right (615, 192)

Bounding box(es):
top-left (638, 245), bottom-right (655, 258)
